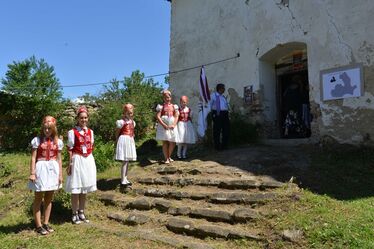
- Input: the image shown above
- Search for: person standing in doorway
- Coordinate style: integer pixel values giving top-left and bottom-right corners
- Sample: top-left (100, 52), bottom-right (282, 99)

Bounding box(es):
top-left (210, 83), bottom-right (230, 150)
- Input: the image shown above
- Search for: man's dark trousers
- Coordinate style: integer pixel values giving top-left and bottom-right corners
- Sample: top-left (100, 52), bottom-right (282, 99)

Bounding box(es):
top-left (212, 110), bottom-right (229, 150)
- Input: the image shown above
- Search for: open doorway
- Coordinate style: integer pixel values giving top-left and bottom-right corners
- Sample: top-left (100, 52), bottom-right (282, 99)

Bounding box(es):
top-left (278, 71), bottom-right (311, 138)
top-left (259, 42), bottom-right (311, 139)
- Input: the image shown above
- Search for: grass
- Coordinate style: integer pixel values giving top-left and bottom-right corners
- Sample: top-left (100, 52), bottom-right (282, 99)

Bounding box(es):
top-left (0, 145), bottom-right (373, 248)
top-left (0, 148), bottom-right (173, 249)
top-left (299, 144), bottom-right (374, 200)
top-left (273, 145), bottom-right (374, 248)
top-left (274, 190), bottom-right (374, 248)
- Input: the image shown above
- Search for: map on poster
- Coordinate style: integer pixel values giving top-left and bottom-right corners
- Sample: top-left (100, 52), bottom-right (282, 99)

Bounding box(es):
top-left (321, 64), bottom-right (363, 101)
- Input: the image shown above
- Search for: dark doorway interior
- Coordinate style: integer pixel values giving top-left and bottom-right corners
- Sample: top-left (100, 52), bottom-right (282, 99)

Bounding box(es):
top-left (278, 71), bottom-right (311, 138)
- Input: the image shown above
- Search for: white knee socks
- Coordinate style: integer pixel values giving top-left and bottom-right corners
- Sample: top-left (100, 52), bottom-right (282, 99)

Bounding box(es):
top-left (121, 161), bottom-right (129, 184)
top-left (177, 144), bottom-right (188, 158)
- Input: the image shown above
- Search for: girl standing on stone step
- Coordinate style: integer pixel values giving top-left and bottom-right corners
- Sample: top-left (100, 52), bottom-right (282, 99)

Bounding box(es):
top-left (65, 106), bottom-right (97, 224)
top-left (28, 116), bottom-right (63, 235)
top-left (155, 90), bottom-right (179, 164)
top-left (115, 103), bottom-right (137, 187)
top-left (176, 95), bottom-right (196, 159)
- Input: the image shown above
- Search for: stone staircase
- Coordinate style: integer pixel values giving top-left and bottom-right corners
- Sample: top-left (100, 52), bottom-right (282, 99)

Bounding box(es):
top-left (96, 159), bottom-right (288, 248)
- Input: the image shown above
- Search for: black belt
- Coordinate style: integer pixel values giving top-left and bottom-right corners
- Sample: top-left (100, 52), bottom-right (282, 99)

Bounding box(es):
top-left (212, 110), bottom-right (228, 113)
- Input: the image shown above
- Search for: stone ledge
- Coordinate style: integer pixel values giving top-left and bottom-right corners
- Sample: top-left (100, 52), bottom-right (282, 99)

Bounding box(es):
top-left (219, 179), bottom-right (259, 189)
top-left (157, 166), bottom-right (180, 175)
top-left (104, 195), bottom-right (262, 224)
top-left (190, 209), bottom-right (232, 223)
top-left (167, 220), bottom-right (263, 241)
top-left (127, 197), bottom-right (153, 210)
top-left (136, 177), bottom-right (275, 190)
top-left (126, 212), bottom-right (151, 225)
top-left (166, 217), bottom-right (195, 235)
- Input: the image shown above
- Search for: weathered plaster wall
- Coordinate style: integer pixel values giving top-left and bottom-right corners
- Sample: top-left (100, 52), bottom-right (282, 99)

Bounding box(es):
top-left (169, 0), bottom-right (374, 144)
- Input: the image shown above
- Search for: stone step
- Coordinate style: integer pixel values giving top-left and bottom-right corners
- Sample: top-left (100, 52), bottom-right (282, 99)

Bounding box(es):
top-left (166, 217), bottom-right (262, 241)
top-left (129, 186), bottom-right (278, 205)
top-left (106, 211), bottom-right (263, 242)
top-left (99, 192), bottom-right (262, 224)
top-left (136, 175), bottom-right (284, 190)
top-left (96, 221), bottom-right (216, 249)
top-left (146, 161), bottom-right (249, 177)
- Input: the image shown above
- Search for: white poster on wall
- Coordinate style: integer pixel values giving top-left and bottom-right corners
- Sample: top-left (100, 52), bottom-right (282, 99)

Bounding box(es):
top-left (320, 64), bottom-right (363, 101)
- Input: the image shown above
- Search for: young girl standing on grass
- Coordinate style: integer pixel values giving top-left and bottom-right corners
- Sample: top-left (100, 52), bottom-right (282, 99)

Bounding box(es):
top-left (65, 106), bottom-right (97, 224)
top-left (28, 116), bottom-right (63, 235)
top-left (115, 103), bottom-right (137, 187)
top-left (176, 96), bottom-right (196, 159)
top-left (155, 90), bottom-right (179, 164)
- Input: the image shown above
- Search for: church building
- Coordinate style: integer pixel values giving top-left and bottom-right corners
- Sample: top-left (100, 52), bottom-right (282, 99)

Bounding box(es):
top-left (167, 0), bottom-right (374, 144)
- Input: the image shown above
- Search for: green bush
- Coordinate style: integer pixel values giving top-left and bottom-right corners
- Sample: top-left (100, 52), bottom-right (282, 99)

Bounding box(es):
top-left (53, 190), bottom-right (71, 210)
top-left (0, 162), bottom-right (13, 177)
top-left (93, 136), bottom-right (115, 172)
top-left (90, 70), bottom-right (162, 143)
top-left (89, 101), bottom-right (122, 141)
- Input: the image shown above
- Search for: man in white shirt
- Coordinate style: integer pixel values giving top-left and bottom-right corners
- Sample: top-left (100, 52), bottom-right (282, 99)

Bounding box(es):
top-left (210, 83), bottom-right (230, 150)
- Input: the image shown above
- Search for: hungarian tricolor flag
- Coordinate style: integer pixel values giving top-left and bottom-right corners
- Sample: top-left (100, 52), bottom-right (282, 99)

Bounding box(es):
top-left (197, 66), bottom-right (211, 138)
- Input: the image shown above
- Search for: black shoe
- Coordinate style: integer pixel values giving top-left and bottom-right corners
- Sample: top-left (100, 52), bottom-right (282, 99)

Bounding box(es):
top-left (42, 224), bottom-right (54, 233)
top-left (72, 212), bottom-right (81, 224)
top-left (78, 210), bottom-right (90, 223)
top-left (36, 226), bottom-right (48, 235)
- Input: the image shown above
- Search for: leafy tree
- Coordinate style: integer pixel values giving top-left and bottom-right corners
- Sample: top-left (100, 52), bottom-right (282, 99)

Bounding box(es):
top-left (101, 79), bottom-right (124, 101)
top-left (90, 70), bottom-right (163, 142)
top-left (164, 75), bottom-right (170, 86)
top-left (2, 56), bottom-right (62, 100)
top-left (78, 93), bottom-right (99, 103)
top-left (0, 56), bottom-right (63, 150)
top-left (122, 71), bottom-right (163, 140)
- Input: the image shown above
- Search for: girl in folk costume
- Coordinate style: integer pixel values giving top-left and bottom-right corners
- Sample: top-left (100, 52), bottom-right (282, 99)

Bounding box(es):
top-left (155, 90), bottom-right (179, 164)
top-left (115, 103), bottom-right (137, 187)
top-left (28, 116), bottom-right (63, 235)
top-left (176, 95), bottom-right (196, 159)
top-left (65, 106), bottom-right (97, 224)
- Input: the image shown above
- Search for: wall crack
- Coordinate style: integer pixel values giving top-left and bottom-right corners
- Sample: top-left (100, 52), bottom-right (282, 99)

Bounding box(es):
top-left (324, 5), bottom-right (355, 63)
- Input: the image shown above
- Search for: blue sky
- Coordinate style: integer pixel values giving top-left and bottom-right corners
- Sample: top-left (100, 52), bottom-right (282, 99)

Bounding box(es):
top-left (0, 0), bottom-right (170, 99)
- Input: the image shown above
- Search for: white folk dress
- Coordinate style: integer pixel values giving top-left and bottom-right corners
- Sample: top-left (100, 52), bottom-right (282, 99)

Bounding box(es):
top-left (28, 137), bottom-right (63, 192)
top-left (115, 119), bottom-right (137, 161)
top-left (176, 106), bottom-right (196, 144)
top-left (65, 127), bottom-right (97, 194)
top-left (155, 104), bottom-right (179, 142)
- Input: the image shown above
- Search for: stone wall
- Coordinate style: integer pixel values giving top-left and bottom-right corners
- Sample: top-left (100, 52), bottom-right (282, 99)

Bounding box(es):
top-left (168, 0), bottom-right (374, 144)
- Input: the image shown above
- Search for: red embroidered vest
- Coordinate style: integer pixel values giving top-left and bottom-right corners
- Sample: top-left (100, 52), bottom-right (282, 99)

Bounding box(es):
top-left (36, 137), bottom-right (58, 161)
top-left (120, 119), bottom-right (135, 137)
top-left (161, 103), bottom-right (175, 117)
top-left (179, 107), bottom-right (191, 122)
top-left (71, 128), bottom-right (93, 157)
